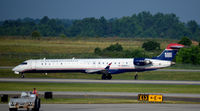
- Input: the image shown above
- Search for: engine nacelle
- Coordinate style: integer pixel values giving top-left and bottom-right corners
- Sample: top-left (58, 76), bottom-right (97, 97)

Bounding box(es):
top-left (134, 58), bottom-right (152, 66)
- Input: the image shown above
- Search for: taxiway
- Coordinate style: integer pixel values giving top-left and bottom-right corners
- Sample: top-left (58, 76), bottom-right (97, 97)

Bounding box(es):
top-left (1, 104), bottom-right (200, 111)
top-left (1, 78), bottom-right (200, 85)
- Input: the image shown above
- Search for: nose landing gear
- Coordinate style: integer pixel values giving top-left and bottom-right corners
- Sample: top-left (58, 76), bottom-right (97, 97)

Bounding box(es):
top-left (20, 73), bottom-right (25, 78)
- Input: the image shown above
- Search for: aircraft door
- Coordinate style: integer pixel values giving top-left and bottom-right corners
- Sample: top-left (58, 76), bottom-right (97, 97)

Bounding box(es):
top-left (30, 60), bottom-right (36, 69)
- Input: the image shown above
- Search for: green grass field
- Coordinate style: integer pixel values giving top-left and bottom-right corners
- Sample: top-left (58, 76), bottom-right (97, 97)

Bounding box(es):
top-left (0, 37), bottom-right (176, 66)
top-left (1, 82), bottom-right (200, 94)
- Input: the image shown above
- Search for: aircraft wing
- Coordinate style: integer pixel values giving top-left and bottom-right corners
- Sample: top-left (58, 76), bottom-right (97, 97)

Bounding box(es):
top-left (85, 69), bottom-right (103, 73)
top-left (85, 63), bottom-right (112, 74)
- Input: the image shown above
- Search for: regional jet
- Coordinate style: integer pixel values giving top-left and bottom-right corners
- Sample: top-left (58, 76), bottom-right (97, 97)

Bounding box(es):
top-left (12, 43), bottom-right (184, 80)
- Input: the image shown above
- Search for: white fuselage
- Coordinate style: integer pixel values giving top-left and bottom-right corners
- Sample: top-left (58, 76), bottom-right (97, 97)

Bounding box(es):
top-left (12, 58), bottom-right (172, 74)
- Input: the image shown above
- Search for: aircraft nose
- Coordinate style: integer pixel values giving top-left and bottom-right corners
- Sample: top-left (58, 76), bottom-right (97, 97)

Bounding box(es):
top-left (12, 66), bottom-right (18, 71)
top-left (12, 67), bottom-right (16, 71)
top-left (12, 66), bottom-right (20, 74)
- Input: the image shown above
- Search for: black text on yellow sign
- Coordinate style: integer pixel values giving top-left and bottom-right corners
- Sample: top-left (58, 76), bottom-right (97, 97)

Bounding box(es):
top-left (138, 94), bottom-right (149, 101)
top-left (148, 95), bottom-right (163, 102)
top-left (138, 94), bottom-right (163, 102)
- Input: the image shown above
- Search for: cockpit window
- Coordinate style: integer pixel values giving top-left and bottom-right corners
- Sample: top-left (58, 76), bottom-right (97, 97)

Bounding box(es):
top-left (20, 62), bottom-right (27, 65)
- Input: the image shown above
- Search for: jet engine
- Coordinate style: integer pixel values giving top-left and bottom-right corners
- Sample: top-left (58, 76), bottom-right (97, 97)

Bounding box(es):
top-left (134, 58), bottom-right (152, 66)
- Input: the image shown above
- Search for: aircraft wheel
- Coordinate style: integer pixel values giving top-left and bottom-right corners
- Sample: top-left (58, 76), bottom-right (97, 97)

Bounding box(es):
top-left (101, 74), bottom-right (107, 80)
top-left (107, 75), bottom-right (112, 80)
top-left (9, 108), bottom-right (17, 111)
top-left (20, 73), bottom-right (25, 78)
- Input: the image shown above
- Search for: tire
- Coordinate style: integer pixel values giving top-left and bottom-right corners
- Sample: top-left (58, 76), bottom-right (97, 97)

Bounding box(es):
top-left (34, 98), bottom-right (40, 111)
top-left (107, 75), bottom-right (112, 80)
top-left (101, 74), bottom-right (106, 80)
top-left (9, 108), bottom-right (17, 111)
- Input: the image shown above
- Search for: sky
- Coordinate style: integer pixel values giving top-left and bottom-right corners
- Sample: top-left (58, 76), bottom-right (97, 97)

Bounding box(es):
top-left (0, 0), bottom-right (200, 23)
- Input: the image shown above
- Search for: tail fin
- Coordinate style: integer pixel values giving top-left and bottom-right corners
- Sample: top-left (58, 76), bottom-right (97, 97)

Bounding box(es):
top-left (153, 43), bottom-right (184, 61)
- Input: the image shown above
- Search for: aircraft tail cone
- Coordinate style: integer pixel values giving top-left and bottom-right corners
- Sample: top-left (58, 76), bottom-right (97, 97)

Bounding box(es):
top-left (171, 62), bottom-right (176, 65)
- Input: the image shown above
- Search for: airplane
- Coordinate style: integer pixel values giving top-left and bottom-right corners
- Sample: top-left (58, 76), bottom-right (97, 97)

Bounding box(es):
top-left (12, 43), bottom-right (184, 80)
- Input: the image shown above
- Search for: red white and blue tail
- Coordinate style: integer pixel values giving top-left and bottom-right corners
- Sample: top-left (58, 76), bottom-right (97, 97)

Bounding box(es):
top-left (153, 43), bottom-right (184, 61)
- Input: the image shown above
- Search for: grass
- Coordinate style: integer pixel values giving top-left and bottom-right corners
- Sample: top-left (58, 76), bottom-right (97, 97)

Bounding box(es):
top-left (0, 37), bottom-right (176, 66)
top-left (1, 82), bottom-right (200, 94)
top-left (1, 68), bottom-right (200, 81)
top-left (168, 63), bottom-right (200, 69)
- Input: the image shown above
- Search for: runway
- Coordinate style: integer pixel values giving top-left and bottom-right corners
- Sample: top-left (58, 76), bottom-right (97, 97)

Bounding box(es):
top-left (1, 104), bottom-right (200, 111)
top-left (1, 66), bottom-right (200, 72)
top-left (1, 78), bottom-right (200, 85)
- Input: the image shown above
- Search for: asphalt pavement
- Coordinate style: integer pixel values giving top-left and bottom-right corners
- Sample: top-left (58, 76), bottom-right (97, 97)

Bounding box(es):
top-left (1, 91), bottom-right (200, 102)
top-left (1, 78), bottom-right (200, 85)
top-left (1, 91), bottom-right (200, 98)
top-left (1, 104), bottom-right (200, 111)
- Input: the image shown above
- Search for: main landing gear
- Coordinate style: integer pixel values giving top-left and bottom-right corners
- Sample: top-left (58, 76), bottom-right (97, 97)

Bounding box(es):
top-left (20, 73), bottom-right (25, 78)
top-left (134, 72), bottom-right (138, 80)
top-left (101, 74), bottom-right (112, 80)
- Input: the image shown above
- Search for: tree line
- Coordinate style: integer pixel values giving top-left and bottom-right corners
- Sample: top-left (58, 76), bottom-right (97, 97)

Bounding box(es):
top-left (0, 11), bottom-right (199, 40)
top-left (94, 38), bottom-right (200, 65)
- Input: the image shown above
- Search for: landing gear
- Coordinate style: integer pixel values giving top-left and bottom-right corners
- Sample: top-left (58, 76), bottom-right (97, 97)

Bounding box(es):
top-left (102, 74), bottom-right (106, 80)
top-left (101, 74), bottom-right (112, 80)
top-left (20, 73), bottom-right (25, 78)
top-left (134, 72), bottom-right (138, 80)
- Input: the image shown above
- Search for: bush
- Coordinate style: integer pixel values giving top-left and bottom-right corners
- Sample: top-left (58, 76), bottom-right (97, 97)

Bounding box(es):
top-left (60, 34), bottom-right (66, 38)
top-left (142, 41), bottom-right (160, 51)
top-left (178, 37), bottom-right (192, 46)
top-left (31, 30), bottom-right (41, 39)
top-left (176, 46), bottom-right (200, 64)
top-left (103, 43), bottom-right (123, 52)
top-left (94, 47), bottom-right (101, 54)
top-left (93, 43), bottom-right (146, 58)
